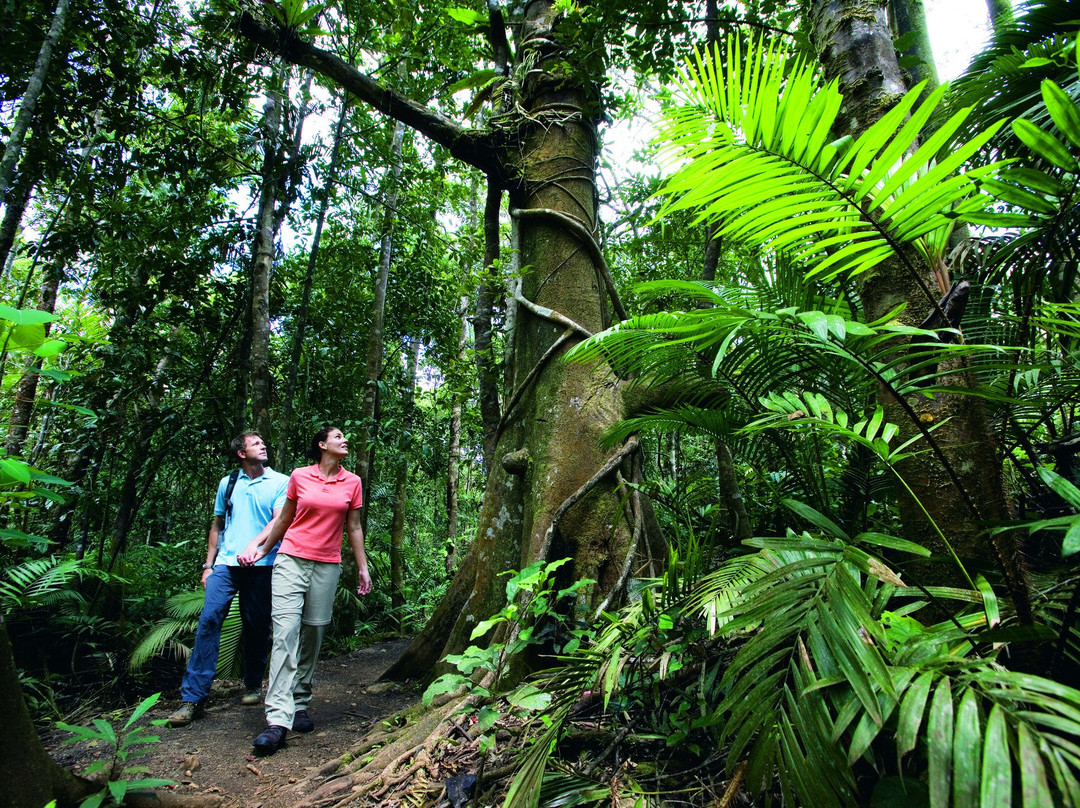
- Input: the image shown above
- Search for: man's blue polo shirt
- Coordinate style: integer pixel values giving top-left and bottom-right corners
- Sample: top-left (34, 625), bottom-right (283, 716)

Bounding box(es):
top-left (213, 467), bottom-right (289, 567)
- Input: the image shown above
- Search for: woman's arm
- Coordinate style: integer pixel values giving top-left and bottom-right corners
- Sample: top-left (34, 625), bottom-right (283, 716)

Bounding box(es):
top-left (238, 498), bottom-right (296, 565)
top-left (345, 507), bottom-right (371, 595)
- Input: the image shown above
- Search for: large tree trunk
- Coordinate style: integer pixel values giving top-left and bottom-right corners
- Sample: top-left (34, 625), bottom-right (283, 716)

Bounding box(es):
top-left (383, 0), bottom-right (659, 678)
top-left (474, 180), bottom-right (503, 466)
top-left (888, 0), bottom-right (940, 88)
top-left (239, 0), bottom-right (663, 679)
top-left (0, 619), bottom-right (97, 808)
top-left (808, 0), bottom-right (1030, 618)
top-left (0, 0), bottom-right (69, 207)
top-left (278, 94), bottom-right (349, 467)
top-left (356, 119), bottom-right (406, 532)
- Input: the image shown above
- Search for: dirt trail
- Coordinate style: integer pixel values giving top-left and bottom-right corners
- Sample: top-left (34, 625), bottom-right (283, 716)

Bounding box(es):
top-left (47, 638), bottom-right (419, 808)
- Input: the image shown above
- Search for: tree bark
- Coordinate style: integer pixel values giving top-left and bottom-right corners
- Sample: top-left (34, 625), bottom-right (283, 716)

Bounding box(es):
top-left (808, 0), bottom-right (1030, 617)
top-left (383, 0), bottom-right (656, 678)
top-left (446, 297), bottom-right (469, 569)
top-left (248, 64), bottom-right (286, 441)
top-left (888, 0), bottom-right (940, 89)
top-left (356, 119), bottom-right (406, 533)
top-left (475, 179), bottom-right (503, 466)
top-left (0, 0), bottom-right (69, 207)
top-left (390, 338), bottom-right (422, 631)
top-left (0, 619), bottom-right (98, 808)
top-left (278, 94), bottom-right (349, 467)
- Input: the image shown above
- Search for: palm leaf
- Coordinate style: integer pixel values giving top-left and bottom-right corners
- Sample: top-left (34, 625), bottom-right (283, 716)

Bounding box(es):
top-left (655, 38), bottom-right (1005, 283)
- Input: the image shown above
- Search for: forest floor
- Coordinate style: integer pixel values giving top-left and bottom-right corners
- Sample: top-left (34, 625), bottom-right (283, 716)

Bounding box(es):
top-left (44, 637), bottom-right (420, 808)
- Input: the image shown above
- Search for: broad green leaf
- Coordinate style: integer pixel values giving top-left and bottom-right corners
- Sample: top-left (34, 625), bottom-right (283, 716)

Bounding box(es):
top-left (447, 68), bottom-right (497, 94)
top-left (36, 368), bottom-right (77, 382)
top-left (854, 532), bottom-right (931, 557)
top-left (953, 689), bottom-right (981, 808)
top-left (9, 322), bottom-right (46, 350)
top-left (124, 692), bottom-right (162, 730)
top-left (897, 672), bottom-right (934, 763)
top-left (781, 498), bottom-right (848, 540)
top-left (0, 304), bottom-right (56, 325)
top-left (1016, 723), bottom-right (1052, 807)
top-left (1012, 119), bottom-right (1077, 171)
top-left (980, 705), bottom-right (1011, 807)
top-left (1042, 79), bottom-right (1080, 148)
top-left (108, 781), bottom-right (128, 803)
top-left (975, 575), bottom-right (1000, 628)
top-left (1037, 466), bottom-right (1080, 509)
top-left (445, 7), bottom-right (486, 26)
top-left (476, 705), bottom-right (499, 732)
top-left (0, 457), bottom-right (32, 484)
top-left (34, 339), bottom-right (67, 358)
top-left (1063, 521), bottom-right (1080, 558)
top-left (509, 685), bottom-right (551, 711)
top-left (928, 679), bottom-right (953, 808)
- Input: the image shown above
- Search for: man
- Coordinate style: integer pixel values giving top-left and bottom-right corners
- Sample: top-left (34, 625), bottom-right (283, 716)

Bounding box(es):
top-left (168, 432), bottom-right (289, 727)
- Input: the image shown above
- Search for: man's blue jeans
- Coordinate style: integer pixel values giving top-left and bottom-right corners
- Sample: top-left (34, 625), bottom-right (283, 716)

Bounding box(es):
top-left (180, 564), bottom-right (273, 703)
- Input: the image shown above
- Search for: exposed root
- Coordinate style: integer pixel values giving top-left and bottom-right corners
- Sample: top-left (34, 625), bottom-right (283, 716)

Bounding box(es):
top-left (290, 689), bottom-right (493, 808)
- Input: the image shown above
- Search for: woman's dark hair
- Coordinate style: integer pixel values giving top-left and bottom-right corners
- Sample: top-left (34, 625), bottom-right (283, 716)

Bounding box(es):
top-left (306, 426), bottom-right (338, 462)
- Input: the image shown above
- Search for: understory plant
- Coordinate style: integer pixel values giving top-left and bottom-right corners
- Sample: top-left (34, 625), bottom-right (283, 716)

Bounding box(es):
top-left (55, 692), bottom-right (175, 807)
top-left (496, 17), bottom-right (1080, 808)
top-left (424, 559), bottom-right (594, 754)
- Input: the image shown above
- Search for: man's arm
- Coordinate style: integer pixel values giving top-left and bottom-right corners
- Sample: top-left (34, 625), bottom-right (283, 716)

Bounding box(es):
top-left (238, 499), bottom-right (296, 565)
top-left (201, 516), bottom-right (225, 589)
top-left (346, 507), bottom-right (371, 595)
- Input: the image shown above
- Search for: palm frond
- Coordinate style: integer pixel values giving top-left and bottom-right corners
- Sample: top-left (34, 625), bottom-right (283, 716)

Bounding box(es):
top-left (655, 38), bottom-right (1005, 283)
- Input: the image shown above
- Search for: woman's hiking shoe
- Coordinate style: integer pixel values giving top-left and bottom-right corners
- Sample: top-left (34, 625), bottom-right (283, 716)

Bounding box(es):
top-left (240, 688), bottom-right (263, 705)
top-left (293, 710), bottom-right (315, 733)
top-left (168, 702), bottom-right (201, 727)
top-left (253, 725), bottom-right (287, 755)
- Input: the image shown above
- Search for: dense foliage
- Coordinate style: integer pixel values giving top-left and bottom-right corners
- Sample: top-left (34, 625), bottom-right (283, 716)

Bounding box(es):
top-left (3, 0), bottom-right (1080, 807)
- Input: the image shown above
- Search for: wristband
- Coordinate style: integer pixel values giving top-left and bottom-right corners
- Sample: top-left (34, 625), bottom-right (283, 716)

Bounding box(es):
top-left (202, 563), bottom-right (214, 570)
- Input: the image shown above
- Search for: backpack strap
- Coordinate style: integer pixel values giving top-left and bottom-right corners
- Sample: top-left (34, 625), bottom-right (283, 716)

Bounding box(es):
top-left (222, 469), bottom-right (241, 528)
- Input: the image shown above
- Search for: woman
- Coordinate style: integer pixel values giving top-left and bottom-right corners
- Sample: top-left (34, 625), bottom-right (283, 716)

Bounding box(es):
top-left (238, 426), bottom-right (371, 755)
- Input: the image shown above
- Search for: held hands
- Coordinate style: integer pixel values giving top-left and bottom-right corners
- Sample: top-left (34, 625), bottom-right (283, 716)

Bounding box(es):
top-left (237, 539), bottom-right (264, 567)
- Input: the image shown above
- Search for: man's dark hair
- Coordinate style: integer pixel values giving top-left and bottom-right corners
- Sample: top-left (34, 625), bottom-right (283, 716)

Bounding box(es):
top-left (305, 426), bottom-right (337, 462)
top-left (230, 431), bottom-right (261, 459)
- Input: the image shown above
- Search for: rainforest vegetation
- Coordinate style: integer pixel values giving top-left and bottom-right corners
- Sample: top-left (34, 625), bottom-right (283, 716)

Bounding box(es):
top-left (4, 0), bottom-right (1080, 805)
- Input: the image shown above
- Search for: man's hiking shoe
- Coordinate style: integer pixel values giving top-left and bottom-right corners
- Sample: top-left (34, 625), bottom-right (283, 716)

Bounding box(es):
top-left (293, 710), bottom-right (315, 733)
top-left (253, 725), bottom-right (287, 755)
top-left (168, 702), bottom-right (201, 727)
top-left (240, 688), bottom-right (263, 706)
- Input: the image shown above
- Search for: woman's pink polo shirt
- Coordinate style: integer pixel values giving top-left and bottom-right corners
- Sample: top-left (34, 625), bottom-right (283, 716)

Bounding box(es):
top-left (280, 464), bottom-right (363, 563)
